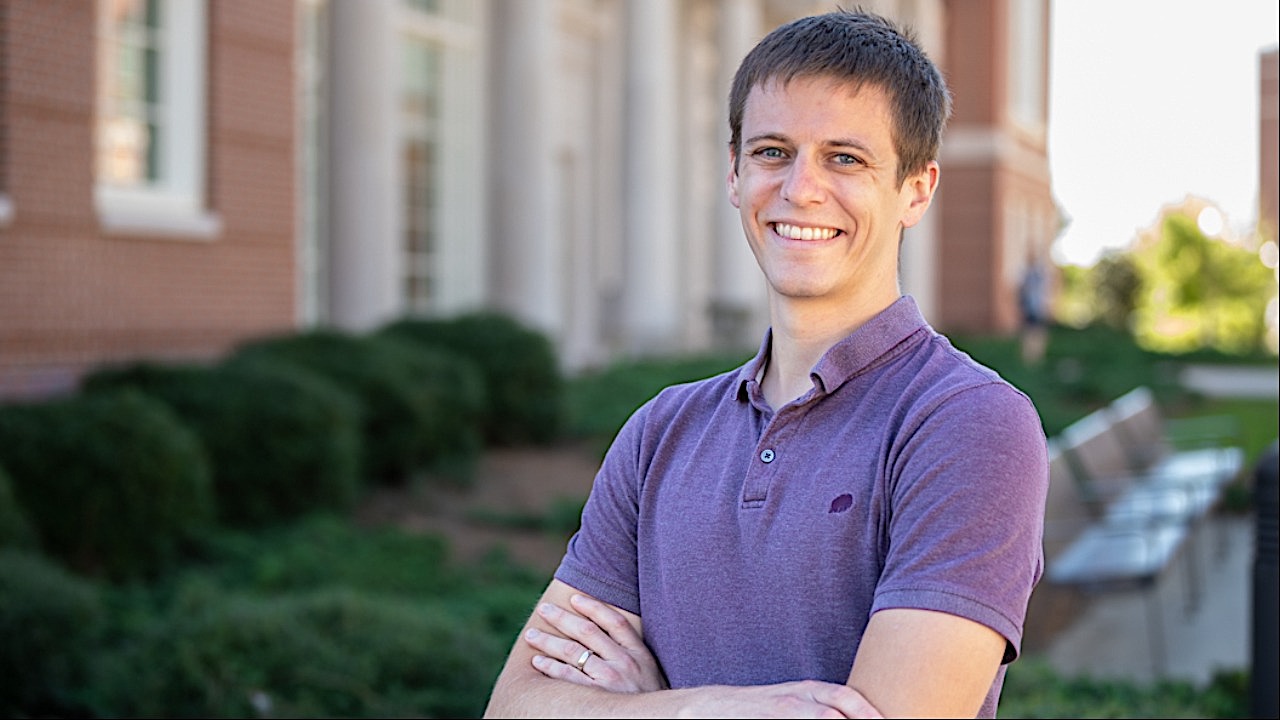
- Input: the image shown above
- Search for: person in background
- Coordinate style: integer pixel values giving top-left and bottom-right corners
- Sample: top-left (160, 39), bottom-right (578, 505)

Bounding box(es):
top-left (484, 9), bottom-right (1049, 718)
top-left (1019, 249), bottom-right (1050, 365)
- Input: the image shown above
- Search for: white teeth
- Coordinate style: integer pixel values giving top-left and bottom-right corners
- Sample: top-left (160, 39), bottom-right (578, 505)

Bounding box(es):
top-left (774, 222), bottom-right (838, 240)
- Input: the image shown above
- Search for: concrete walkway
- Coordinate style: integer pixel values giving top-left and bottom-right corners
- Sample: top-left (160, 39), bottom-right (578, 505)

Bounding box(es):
top-left (1180, 363), bottom-right (1279, 399)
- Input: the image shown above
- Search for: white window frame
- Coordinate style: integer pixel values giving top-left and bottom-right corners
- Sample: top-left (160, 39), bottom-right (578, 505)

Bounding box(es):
top-left (95, 0), bottom-right (219, 238)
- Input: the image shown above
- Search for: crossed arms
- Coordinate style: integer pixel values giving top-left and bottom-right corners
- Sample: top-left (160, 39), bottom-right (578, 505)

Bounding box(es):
top-left (482, 578), bottom-right (1006, 718)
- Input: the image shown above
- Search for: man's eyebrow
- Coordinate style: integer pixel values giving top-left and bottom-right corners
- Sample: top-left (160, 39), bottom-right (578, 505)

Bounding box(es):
top-left (743, 132), bottom-right (790, 146)
top-left (827, 137), bottom-right (875, 156)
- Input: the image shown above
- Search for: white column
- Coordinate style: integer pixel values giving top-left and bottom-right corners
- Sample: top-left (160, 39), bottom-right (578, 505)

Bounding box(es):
top-left (489, 0), bottom-right (559, 335)
top-left (622, 0), bottom-right (682, 354)
top-left (899, 0), bottom-right (945, 322)
top-left (713, 0), bottom-right (767, 347)
top-left (327, 0), bottom-right (402, 331)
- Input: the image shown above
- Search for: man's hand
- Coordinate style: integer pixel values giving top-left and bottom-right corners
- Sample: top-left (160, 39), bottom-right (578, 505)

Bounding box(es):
top-left (524, 593), bottom-right (668, 693)
top-left (674, 681), bottom-right (883, 719)
top-left (522, 594), bottom-right (882, 718)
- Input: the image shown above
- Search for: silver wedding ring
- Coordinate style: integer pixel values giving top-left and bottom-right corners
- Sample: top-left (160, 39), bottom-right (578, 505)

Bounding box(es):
top-left (573, 649), bottom-right (593, 672)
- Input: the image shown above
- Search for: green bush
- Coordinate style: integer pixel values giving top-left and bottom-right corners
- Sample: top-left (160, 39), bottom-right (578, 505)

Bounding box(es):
top-left (0, 549), bottom-right (104, 717)
top-left (0, 389), bottom-right (214, 579)
top-left (1000, 657), bottom-right (1249, 718)
top-left (380, 311), bottom-right (565, 445)
top-left (84, 359), bottom-right (363, 528)
top-left (949, 323), bottom-right (1187, 436)
top-left (233, 330), bottom-right (484, 486)
top-left (187, 514), bottom-right (455, 597)
top-left (87, 586), bottom-right (505, 718)
top-left (565, 352), bottom-right (750, 450)
top-left (0, 463), bottom-right (35, 549)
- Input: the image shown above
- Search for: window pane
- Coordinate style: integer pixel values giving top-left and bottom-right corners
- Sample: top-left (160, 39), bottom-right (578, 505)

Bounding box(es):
top-left (401, 37), bottom-right (443, 310)
top-left (99, 0), bottom-right (164, 185)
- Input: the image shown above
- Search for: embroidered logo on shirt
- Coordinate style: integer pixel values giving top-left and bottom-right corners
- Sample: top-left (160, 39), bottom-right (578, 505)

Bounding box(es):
top-left (828, 493), bottom-right (854, 513)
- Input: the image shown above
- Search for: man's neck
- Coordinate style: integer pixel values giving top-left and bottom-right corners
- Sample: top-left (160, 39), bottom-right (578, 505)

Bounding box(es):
top-left (761, 294), bottom-right (899, 409)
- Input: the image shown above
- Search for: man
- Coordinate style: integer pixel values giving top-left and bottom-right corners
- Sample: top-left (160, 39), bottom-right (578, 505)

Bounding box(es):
top-left (485, 10), bottom-right (1048, 718)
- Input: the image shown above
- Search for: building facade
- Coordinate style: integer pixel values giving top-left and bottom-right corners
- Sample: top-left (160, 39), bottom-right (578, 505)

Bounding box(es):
top-left (0, 0), bottom-right (1055, 400)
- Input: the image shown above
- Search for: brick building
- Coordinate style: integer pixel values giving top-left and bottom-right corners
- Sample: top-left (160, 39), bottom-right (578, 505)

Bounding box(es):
top-left (0, 0), bottom-right (1056, 400)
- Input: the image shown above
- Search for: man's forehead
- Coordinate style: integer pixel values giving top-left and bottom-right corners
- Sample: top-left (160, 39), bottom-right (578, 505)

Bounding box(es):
top-left (748, 73), bottom-right (882, 103)
top-left (741, 75), bottom-right (896, 136)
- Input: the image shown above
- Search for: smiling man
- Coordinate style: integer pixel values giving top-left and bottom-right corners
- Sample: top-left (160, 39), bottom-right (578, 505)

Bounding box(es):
top-left (484, 10), bottom-right (1048, 719)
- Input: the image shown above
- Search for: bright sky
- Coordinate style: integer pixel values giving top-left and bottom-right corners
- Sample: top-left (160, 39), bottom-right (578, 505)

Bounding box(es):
top-left (1049, 0), bottom-right (1280, 266)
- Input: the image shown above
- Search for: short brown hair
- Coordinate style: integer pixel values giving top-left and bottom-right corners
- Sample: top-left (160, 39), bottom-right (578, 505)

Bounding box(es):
top-left (728, 9), bottom-right (952, 185)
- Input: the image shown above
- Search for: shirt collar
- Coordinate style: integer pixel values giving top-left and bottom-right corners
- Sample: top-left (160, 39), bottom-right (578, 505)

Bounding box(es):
top-left (735, 295), bottom-right (929, 402)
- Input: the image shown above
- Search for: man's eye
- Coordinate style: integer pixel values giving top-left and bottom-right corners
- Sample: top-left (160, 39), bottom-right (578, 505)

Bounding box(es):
top-left (833, 153), bottom-right (861, 166)
top-left (754, 147), bottom-right (786, 159)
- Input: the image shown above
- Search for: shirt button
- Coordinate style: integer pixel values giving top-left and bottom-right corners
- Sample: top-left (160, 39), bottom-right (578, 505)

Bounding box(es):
top-left (760, 448), bottom-right (775, 463)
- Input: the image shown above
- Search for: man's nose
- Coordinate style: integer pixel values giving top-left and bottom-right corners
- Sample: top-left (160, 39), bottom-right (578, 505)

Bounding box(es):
top-left (780, 156), bottom-right (826, 205)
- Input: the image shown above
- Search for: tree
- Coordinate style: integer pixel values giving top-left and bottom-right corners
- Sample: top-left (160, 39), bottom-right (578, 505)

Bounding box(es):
top-left (1130, 212), bottom-right (1273, 354)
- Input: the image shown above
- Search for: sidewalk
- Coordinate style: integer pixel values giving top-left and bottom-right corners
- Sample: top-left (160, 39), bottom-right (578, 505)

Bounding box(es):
top-left (1180, 363), bottom-right (1279, 399)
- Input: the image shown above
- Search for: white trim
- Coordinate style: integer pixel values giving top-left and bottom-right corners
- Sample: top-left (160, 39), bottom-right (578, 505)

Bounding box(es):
top-left (0, 194), bottom-right (13, 227)
top-left (99, 211), bottom-right (221, 239)
top-left (940, 126), bottom-right (1051, 182)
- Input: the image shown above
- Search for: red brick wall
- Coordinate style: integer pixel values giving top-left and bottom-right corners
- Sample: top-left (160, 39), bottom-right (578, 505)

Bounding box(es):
top-left (937, 164), bottom-right (1001, 331)
top-left (936, 0), bottom-right (1053, 335)
top-left (944, 0), bottom-right (999, 126)
top-left (0, 0), bottom-right (298, 400)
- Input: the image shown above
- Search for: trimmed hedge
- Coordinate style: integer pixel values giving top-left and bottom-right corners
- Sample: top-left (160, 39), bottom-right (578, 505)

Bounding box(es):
top-left (0, 389), bottom-right (214, 579)
top-left (86, 586), bottom-right (504, 718)
top-left (0, 549), bottom-right (104, 717)
top-left (232, 330), bottom-right (484, 486)
top-left (0, 463), bottom-right (35, 549)
top-left (83, 359), bottom-right (363, 528)
top-left (380, 311), bottom-right (565, 445)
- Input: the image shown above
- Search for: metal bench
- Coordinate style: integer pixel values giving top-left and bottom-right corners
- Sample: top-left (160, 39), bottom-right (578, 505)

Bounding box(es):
top-left (1043, 387), bottom-right (1247, 675)
top-left (1044, 436), bottom-right (1195, 676)
top-left (1106, 385), bottom-right (1245, 513)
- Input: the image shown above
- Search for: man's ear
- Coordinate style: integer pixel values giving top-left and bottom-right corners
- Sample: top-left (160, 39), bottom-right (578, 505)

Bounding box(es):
top-left (727, 147), bottom-right (741, 209)
top-left (901, 161), bottom-right (939, 229)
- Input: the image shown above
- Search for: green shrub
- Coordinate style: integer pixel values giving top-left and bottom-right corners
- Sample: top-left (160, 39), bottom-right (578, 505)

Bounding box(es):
top-left (187, 514), bottom-right (455, 597)
top-left (0, 549), bottom-right (104, 717)
top-left (233, 330), bottom-right (483, 486)
top-left (84, 359), bottom-right (363, 527)
top-left (0, 389), bottom-right (214, 579)
top-left (380, 311), bottom-right (565, 445)
top-left (565, 352), bottom-right (750, 449)
top-left (1000, 657), bottom-right (1249, 718)
top-left (87, 586), bottom-right (505, 718)
top-left (0, 463), bottom-right (35, 549)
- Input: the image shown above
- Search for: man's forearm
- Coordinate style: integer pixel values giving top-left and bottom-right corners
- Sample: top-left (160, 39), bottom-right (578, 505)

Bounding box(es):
top-left (484, 670), bottom-right (696, 719)
top-left (486, 665), bottom-right (880, 719)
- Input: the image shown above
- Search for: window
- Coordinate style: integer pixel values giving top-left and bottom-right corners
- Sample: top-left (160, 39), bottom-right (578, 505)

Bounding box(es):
top-left (399, 0), bottom-right (484, 314)
top-left (401, 38), bottom-right (443, 313)
top-left (95, 0), bottom-right (217, 237)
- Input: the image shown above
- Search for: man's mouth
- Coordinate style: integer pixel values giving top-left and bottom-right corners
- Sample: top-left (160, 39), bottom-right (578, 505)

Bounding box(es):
top-left (772, 222), bottom-right (841, 241)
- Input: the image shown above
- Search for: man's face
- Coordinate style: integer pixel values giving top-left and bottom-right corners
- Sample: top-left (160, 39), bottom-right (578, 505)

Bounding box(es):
top-left (728, 76), bottom-right (936, 312)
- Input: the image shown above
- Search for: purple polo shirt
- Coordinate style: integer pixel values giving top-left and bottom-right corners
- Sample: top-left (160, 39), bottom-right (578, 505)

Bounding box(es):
top-left (554, 296), bottom-right (1048, 718)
